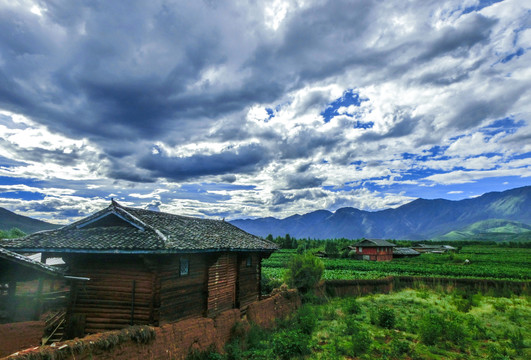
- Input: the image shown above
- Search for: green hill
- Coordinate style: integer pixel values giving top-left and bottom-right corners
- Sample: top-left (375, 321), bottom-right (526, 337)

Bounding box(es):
top-left (0, 207), bottom-right (60, 234)
top-left (435, 219), bottom-right (531, 242)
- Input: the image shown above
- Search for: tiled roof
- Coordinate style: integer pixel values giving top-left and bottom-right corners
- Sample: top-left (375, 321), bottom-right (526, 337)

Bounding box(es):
top-left (0, 247), bottom-right (64, 277)
top-left (393, 247), bottom-right (420, 255)
top-left (353, 239), bottom-right (396, 247)
top-left (2, 201), bottom-right (278, 253)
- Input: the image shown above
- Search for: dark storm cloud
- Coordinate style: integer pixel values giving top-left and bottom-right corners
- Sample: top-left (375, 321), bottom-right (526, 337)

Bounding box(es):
top-left (285, 174), bottom-right (325, 190)
top-left (135, 143), bottom-right (269, 182)
top-left (220, 174), bottom-right (237, 183)
top-left (450, 86), bottom-right (527, 130)
top-left (271, 189), bottom-right (327, 206)
top-left (360, 108), bottom-right (418, 142)
top-left (0, 138), bottom-right (94, 167)
top-left (417, 14), bottom-right (497, 61)
top-left (0, 1), bottom-right (243, 141)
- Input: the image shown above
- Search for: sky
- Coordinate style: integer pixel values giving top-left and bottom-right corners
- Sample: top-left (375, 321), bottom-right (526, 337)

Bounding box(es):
top-left (0, 0), bottom-right (530, 224)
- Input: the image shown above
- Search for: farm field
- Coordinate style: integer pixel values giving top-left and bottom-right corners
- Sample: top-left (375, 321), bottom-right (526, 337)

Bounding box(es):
top-left (217, 289), bottom-right (530, 360)
top-left (262, 246), bottom-right (531, 282)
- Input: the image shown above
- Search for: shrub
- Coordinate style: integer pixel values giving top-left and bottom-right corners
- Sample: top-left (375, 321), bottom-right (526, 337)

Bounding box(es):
top-left (509, 329), bottom-right (525, 355)
top-left (340, 322), bottom-right (372, 356)
top-left (271, 329), bottom-right (311, 360)
top-left (284, 253), bottom-right (324, 293)
top-left (260, 275), bottom-right (282, 295)
top-left (377, 307), bottom-right (396, 329)
top-left (245, 325), bottom-right (269, 350)
top-left (452, 290), bottom-right (482, 313)
top-left (296, 244), bottom-right (306, 254)
top-left (389, 338), bottom-right (411, 357)
top-left (225, 339), bottom-right (244, 360)
top-left (445, 317), bottom-right (469, 345)
top-left (187, 347), bottom-right (224, 360)
top-left (296, 304), bottom-right (318, 335)
top-left (343, 298), bottom-right (361, 315)
top-left (419, 312), bottom-right (444, 345)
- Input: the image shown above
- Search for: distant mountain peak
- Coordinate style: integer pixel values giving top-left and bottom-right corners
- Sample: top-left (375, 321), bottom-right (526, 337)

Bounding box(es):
top-left (230, 186), bottom-right (531, 240)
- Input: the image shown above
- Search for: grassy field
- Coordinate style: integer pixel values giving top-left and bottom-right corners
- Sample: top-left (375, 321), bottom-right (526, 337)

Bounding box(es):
top-left (262, 246), bottom-right (531, 282)
top-left (213, 289), bottom-right (530, 360)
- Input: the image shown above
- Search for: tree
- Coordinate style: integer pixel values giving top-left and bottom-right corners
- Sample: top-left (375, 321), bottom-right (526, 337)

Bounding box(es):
top-left (284, 253), bottom-right (324, 293)
top-left (325, 241), bottom-right (338, 258)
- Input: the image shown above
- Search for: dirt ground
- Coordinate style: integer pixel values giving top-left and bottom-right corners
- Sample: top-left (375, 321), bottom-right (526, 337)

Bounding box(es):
top-left (0, 321), bottom-right (44, 357)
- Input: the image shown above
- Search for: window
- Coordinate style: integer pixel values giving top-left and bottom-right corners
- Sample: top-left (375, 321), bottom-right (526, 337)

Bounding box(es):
top-left (246, 255), bottom-right (252, 267)
top-left (180, 257), bottom-right (189, 276)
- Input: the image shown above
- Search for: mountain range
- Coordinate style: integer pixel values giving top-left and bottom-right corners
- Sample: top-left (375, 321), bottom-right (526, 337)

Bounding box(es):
top-left (1, 186), bottom-right (530, 240)
top-left (230, 186), bottom-right (531, 240)
top-left (0, 207), bottom-right (60, 234)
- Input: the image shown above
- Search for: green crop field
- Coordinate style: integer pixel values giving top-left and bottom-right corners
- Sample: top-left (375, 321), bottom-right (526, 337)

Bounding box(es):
top-left (262, 246), bottom-right (531, 282)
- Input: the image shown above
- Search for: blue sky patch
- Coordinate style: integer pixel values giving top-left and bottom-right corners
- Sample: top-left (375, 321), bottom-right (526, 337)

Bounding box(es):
top-left (480, 117), bottom-right (525, 137)
top-left (0, 191), bottom-right (46, 201)
top-left (321, 89), bottom-right (364, 123)
top-left (501, 47), bottom-right (525, 63)
top-left (462, 0), bottom-right (504, 15)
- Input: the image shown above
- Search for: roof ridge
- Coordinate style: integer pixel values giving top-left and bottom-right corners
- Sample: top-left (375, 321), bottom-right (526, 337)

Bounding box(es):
top-left (114, 204), bottom-right (169, 244)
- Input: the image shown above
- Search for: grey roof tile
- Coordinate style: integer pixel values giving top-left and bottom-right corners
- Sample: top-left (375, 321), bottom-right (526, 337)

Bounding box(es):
top-left (3, 201), bottom-right (278, 253)
top-left (353, 239), bottom-right (396, 247)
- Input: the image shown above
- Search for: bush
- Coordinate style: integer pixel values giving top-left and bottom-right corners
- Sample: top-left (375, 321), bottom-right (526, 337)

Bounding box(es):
top-left (445, 317), bottom-right (469, 345)
top-left (377, 307), bottom-right (396, 329)
top-left (296, 304), bottom-right (318, 335)
top-left (271, 329), bottom-right (311, 360)
top-left (260, 275), bottom-right (283, 295)
top-left (225, 339), bottom-right (244, 360)
top-left (245, 325), bottom-right (269, 350)
top-left (340, 321), bottom-right (372, 356)
top-left (187, 347), bottom-right (224, 360)
top-left (419, 312), bottom-right (444, 345)
top-left (296, 244), bottom-right (306, 254)
top-left (343, 298), bottom-right (361, 315)
top-left (284, 253), bottom-right (324, 293)
top-left (452, 290), bottom-right (482, 313)
top-left (389, 338), bottom-right (411, 357)
top-left (509, 329), bottom-right (525, 355)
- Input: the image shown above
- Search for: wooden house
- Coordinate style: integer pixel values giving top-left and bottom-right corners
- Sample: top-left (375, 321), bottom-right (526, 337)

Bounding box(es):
top-left (0, 247), bottom-right (64, 323)
top-left (351, 239), bottom-right (395, 261)
top-left (411, 244), bottom-right (456, 253)
top-left (3, 200), bottom-right (277, 337)
top-left (392, 247), bottom-right (421, 258)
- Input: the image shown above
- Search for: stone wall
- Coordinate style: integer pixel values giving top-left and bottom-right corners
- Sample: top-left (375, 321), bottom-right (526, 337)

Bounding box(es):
top-left (2, 290), bottom-right (300, 360)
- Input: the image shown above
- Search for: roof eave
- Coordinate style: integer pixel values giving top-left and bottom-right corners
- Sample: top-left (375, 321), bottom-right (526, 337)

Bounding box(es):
top-left (4, 247), bottom-right (278, 255)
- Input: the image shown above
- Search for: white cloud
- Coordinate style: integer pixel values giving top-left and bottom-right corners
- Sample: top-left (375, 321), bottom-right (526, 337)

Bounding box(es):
top-left (0, 0), bottom-right (529, 222)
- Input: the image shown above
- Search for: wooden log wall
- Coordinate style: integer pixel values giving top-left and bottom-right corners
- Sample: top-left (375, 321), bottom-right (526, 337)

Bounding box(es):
top-left (158, 254), bottom-right (208, 324)
top-left (65, 255), bottom-right (156, 335)
top-left (207, 253), bottom-right (237, 318)
top-left (237, 253), bottom-right (260, 310)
